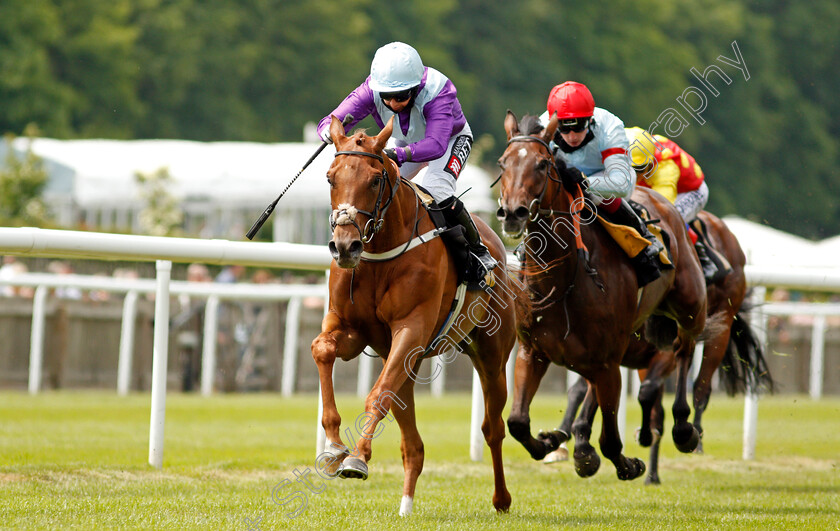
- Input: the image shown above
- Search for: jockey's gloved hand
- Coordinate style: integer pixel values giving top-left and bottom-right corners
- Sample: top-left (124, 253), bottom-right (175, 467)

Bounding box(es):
top-left (384, 148), bottom-right (399, 163)
top-left (320, 129), bottom-right (332, 144)
top-left (566, 166), bottom-right (585, 184)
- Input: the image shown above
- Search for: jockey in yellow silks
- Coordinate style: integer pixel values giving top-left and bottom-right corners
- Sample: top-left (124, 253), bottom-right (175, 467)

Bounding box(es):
top-left (625, 127), bottom-right (730, 283)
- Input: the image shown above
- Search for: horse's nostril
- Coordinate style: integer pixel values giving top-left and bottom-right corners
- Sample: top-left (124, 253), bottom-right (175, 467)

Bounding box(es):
top-left (513, 206), bottom-right (530, 220)
top-left (348, 240), bottom-right (363, 256)
top-left (328, 241), bottom-right (339, 257)
top-left (496, 207), bottom-right (507, 220)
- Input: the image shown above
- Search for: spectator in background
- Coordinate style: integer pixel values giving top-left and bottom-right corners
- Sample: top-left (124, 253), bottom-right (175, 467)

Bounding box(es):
top-left (47, 260), bottom-right (82, 300)
top-left (250, 269), bottom-right (275, 285)
top-left (216, 264), bottom-right (245, 284)
top-left (174, 263), bottom-right (213, 391)
top-left (0, 256), bottom-right (34, 298)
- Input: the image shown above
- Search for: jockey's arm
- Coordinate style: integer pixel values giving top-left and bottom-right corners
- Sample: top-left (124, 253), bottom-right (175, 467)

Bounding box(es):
top-left (586, 152), bottom-right (635, 199)
top-left (316, 80), bottom-right (377, 142)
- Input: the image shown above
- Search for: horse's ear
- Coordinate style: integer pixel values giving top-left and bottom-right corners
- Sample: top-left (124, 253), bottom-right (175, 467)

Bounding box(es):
top-left (543, 112), bottom-right (559, 143)
top-left (373, 116), bottom-right (394, 152)
top-left (504, 110), bottom-right (519, 141)
top-left (329, 115), bottom-right (347, 144)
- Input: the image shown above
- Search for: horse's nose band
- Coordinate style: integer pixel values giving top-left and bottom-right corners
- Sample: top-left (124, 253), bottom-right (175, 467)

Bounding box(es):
top-left (331, 150), bottom-right (398, 243)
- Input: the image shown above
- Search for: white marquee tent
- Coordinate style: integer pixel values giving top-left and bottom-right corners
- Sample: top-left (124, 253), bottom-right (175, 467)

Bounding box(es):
top-left (4, 137), bottom-right (838, 267)
top-left (5, 137), bottom-right (497, 244)
top-left (721, 215), bottom-right (832, 268)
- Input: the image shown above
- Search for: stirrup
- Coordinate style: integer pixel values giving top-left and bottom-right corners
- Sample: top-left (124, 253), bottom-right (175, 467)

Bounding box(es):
top-left (468, 248), bottom-right (497, 291)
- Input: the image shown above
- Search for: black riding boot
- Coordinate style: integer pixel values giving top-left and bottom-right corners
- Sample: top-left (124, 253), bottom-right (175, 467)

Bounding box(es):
top-left (694, 241), bottom-right (719, 283)
top-left (602, 199), bottom-right (665, 287)
top-left (439, 196), bottom-right (498, 288)
top-left (692, 228), bottom-right (731, 284)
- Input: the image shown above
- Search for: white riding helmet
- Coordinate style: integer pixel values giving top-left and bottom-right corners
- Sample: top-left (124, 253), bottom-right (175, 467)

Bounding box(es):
top-left (369, 42), bottom-right (425, 92)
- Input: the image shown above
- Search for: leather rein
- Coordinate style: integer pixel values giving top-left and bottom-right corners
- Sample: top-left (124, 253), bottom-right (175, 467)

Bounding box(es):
top-left (502, 135), bottom-right (580, 221)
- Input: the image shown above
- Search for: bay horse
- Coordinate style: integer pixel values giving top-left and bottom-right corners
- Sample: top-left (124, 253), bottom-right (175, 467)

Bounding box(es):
top-left (547, 211), bottom-right (774, 484)
top-left (311, 115), bottom-right (517, 515)
top-left (499, 111), bottom-right (707, 480)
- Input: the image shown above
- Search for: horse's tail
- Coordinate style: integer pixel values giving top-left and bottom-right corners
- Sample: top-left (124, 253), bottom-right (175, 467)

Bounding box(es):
top-left (698, 310), bottom-right (730, 343)
top-left (718, 298), bottom-right (776, 396)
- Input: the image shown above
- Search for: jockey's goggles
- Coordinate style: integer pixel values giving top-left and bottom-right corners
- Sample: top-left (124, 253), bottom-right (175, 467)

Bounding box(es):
top-left (559, 118), bottom-right (590, 133)
top-left (380, 88), bottom-right (413, 103)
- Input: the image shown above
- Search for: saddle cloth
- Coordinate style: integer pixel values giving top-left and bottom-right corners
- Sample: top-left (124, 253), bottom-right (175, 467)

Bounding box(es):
top-left (595, 213), bottom-right (673, 267)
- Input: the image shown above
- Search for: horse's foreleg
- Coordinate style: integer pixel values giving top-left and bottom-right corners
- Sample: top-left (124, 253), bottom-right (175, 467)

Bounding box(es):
top-left (311, 318), bottom-right (364, 474)
top-left (506, 345), bottom-right (552, 460)
top-left (390, 379), bottom-right (423, 516)
top-left (672, 334), bottom-right (701, 453)
top-left (592, 367), bottom-right (646, 481)
top-left (348, 326), bottom-right (428, 473)
top-left (311, 332), bottom-right (342, 463)
top-left (571, 383), bottom-right (601, 478)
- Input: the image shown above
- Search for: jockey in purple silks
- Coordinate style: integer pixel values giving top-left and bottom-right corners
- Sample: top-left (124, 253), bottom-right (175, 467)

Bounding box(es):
top-left (316, 41), bottom-right (497, 280)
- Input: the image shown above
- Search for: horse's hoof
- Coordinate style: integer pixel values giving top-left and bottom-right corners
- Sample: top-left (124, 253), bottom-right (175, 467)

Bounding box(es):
top-left (616, 457), bottom-right (646, 481)
top-left (636, 427), bottom-right (653, 448)
top-left (693, 430), bottom-right (705, 454)
top-left (673, 425), bottom-right (700, 453)
top-left (573, 450), bottom-right (601, 478)
top-left (338, 457), bottom-right (368, 480)
top-left (645, 473), bottom-right (661, 486)
top-left (493, 490), bottom-right (512, 513)
top-left (543, 444), bottom-right (569, 464)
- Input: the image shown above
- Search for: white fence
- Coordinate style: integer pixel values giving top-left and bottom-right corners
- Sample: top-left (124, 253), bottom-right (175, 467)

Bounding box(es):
top-left (1, 227), bottom-right (839, 467)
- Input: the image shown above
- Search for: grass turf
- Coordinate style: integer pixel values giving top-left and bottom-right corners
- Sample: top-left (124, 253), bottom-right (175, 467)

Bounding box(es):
top-left (1, 391), bottom-right (838, 530)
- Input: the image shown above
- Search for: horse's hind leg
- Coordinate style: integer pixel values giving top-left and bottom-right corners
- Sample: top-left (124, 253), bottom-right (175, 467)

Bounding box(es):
top-left (645, 385), bottom-right (666, 485)
top-left (390, 379), bottom-right (423, 516)
top-left (691, 314), bottom-right (733, 454)
top-left (507, 345), bottom-right (553, 460)
top-left (637, 350), bottom-right (675, 447)
top-left (544, 375), bottom-right (587, 463)
top-left (671, 333), bottom-right (701, 453)
top-left (571, 383), bottom-right (601, 478)
top-left (471, 350), bottom-right (512, 513)
top-left (592, 367), bottom-right (646, 481)
top-left (557, 375), bottom-right (587, 444)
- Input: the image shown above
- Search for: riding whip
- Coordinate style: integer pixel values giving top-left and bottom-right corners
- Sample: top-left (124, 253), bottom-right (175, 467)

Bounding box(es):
top-left (246, 113), bottom-right (353, 240)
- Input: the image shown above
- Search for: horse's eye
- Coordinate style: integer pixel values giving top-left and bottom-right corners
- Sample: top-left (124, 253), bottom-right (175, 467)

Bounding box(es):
top-left (326, 176), bottom-right (334, 188)
top-left (536, 159), bottom-right (549, 171)
top-left (371, 177), bottom-right (381, 189)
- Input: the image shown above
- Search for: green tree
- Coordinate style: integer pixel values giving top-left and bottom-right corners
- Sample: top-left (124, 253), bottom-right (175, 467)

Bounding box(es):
top-left (0, 127), bottom-right (52, 227)
top-left (135, 167), bottom-right (183, 236)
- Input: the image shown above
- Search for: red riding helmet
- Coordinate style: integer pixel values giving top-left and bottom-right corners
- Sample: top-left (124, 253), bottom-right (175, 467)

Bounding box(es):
top-left (547, 81), bottom-right (595, 120)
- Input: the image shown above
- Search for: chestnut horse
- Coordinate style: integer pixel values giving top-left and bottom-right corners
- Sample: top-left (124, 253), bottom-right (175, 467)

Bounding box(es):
top-left (312, 115), bottom-right (517, 515)
top-left (549, 211), bottom-right (774, 483)
top-left (499, 112), bottom-right (707, 480)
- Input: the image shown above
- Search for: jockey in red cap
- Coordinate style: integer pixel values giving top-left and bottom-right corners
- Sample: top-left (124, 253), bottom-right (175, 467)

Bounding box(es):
top-left (541, 81), bottom-right (665, 286)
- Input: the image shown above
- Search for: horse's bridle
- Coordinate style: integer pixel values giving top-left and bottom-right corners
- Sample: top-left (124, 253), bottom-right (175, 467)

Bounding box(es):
top-left (331, 150), bottom-right (400, 243)
top-left (502, 135), bottom-right (571, 221)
